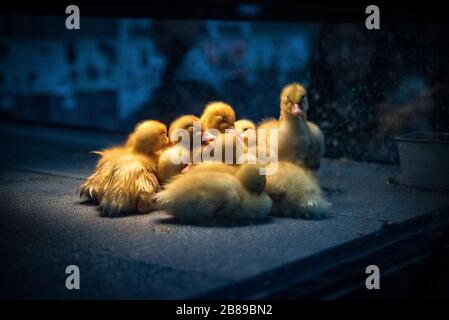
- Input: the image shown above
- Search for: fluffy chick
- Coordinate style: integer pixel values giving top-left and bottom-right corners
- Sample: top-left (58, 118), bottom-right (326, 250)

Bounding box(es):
top-left (200, 102), bottom-right (243, 163)
top-left (200, 101), bottom-right (236, 134)
top-left (157, 115), bottom-right (202, 184)
top-left (265, 161), bottom-right (330, 219)
top-left (259, 83), bottom-right (325, 170)
top-left (154, 164), bottom-right (272, 222)
top-left (259, 83), bottom-right (310, 166)
top-left (80, 120), bottom-right (168, 215)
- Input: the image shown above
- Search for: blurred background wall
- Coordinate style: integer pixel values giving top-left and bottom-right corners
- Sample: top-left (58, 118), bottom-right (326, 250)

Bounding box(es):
top-left (1, 15), bottom-right (448, 163)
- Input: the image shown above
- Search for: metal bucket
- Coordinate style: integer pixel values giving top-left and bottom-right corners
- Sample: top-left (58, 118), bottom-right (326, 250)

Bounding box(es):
top-left (395, 132), bottom-right (449, 191)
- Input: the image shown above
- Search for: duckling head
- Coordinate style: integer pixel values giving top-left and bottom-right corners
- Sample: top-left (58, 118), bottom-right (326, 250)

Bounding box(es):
top-left (280, 83), bottom-right (309, 118)
top-left (169, 115), bottom-right (200, 145)
top-left (235, 164), bottom-right (266, 195)
top-left (235, 119), bottom-right (256, 134)
top-left (200, 101), bottom-right (236, 134)
top-left (235, 119), bottom-right (256, 140)
top-left (128, 120), bottom-right (169, 154)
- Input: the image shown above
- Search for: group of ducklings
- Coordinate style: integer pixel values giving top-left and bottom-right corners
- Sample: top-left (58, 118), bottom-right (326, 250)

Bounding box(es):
top-left (80, 82), bottom-right (330, 222)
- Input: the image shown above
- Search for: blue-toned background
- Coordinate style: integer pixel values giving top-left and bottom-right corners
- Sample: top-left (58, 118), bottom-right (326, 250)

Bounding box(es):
top-left (1, 15), bottom-right (448, 162)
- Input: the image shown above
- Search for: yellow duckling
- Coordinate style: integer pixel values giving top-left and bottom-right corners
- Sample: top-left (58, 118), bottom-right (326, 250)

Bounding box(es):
top-left (80, 120), bottom-right (168, 215)
top-left (259, 83), bottom-right (325, 170)
top-left (199, 102), bottom-right (253, 164)
top-left (157, 115), bottom-right (203, 184)
top-left (154, 164), bottom-right (272, 222)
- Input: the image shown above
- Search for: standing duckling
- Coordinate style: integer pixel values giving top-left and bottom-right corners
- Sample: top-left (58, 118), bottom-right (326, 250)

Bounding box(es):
top-left (80, 120), bottom-right (168, 215)
top-left (259, 83), bottom-right (325, 170)
top-left (154, 164), bottom-right (272, 222)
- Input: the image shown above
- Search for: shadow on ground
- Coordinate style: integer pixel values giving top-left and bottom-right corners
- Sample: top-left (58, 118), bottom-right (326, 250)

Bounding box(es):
top-left (155, 215), bottom-right (275, 228)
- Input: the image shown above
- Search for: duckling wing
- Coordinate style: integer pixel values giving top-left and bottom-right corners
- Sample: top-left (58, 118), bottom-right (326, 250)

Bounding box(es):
top-left (305, 121), bottom-right (325, 171)
top-left (99, 153), bottom-right (160, 215)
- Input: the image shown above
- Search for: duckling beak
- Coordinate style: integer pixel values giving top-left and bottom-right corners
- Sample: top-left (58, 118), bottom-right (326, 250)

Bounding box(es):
top-left (165, 137), bottom-right (171, 147)
top-left (292, 103), bottom-right (303, 116)
top-left (201, 130), bottom-right (216, 143)
top-left (181, 162), bottom-right (193, 173)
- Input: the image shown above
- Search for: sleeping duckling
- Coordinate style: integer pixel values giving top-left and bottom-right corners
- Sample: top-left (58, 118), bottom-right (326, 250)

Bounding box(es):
top-left (265, 161), bottom-right (330, 219)
top-left (259, 83), bottom-right (325, 170)
top-left (80, 120), bottom-right (168, 215)
top-left (200, 101), bottom-right (236, 134)
top-left (154, 164), bottom-right (272, 222)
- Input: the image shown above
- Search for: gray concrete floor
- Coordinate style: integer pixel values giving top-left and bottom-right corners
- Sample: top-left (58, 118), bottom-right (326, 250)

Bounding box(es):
top-left (1, 122), bottom-right (448, 299)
